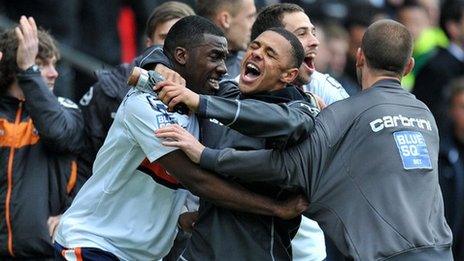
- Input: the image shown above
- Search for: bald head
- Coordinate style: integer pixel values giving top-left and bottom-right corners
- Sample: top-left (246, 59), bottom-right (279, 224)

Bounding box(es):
top-left (361, 19), bottom-right (413, 77)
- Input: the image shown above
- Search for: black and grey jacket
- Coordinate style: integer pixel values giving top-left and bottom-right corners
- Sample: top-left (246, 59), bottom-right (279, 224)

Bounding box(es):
top-left (183, 81), bottom-right (318, 261)
top-left (0, 71), bottom-right (85, 258)
top-left (198, 79), bottom-right (453, 260)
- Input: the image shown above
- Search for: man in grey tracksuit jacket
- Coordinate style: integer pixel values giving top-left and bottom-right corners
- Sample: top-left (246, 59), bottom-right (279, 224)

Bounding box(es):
top-left (197, 78), bottom-right (452, 260)
top-left (166, 20), bottom-right (453, 260)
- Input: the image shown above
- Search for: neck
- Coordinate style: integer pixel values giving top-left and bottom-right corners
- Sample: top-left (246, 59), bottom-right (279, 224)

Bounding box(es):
top-left (7, 83), bottom-right (24, 100)
top-left (361, 68), bottom-right (400, 90)
top-left (172, 63), bottom-right (187, 81)
top-left (268, 82), bottom-right (287, 92)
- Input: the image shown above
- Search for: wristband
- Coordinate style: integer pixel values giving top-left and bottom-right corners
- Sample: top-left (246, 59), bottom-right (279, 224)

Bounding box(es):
top-left (18, 64), bottom-right (40, 74)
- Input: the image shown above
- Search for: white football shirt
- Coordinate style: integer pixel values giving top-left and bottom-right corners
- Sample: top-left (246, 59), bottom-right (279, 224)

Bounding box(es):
top-left (55, 89), bottom-right (199, 260)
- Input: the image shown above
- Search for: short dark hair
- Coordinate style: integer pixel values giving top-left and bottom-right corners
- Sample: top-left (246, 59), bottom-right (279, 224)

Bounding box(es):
top-left (266, 27), bottom-right (304, 69)
top-left (440, 0), bottom-right (464, 39)
top-left (0, 28), bottom-right (60, 93)
top-left (145, 1), bottom-right (195, 39)
top-left (196, 0), bottom-right (242, 20)
top-left (163, 15), bottom-right (225, 57)
top-left (251, 3), bottom-right (304, 40)
top-left (361, 19), bottom-right (412, 77)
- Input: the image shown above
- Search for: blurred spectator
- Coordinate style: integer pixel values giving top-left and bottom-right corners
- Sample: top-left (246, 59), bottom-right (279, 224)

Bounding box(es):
top-left (144, 2), bottom-right (194, 47)
top-left (1, 0), bottom-right (80, 99)
top-left (0, 17), bottom-right (84, 259)
top-left (396, 0), bottom-right (448, 90)
top-left (418, 0), bottom-right (441, 26)
top-left (397, 1), bottom-right (430, 47)
top-left (413, 0), bottom-right (464, 128)
top-left (324, 22), bottom-right (361, 95)
top-left (439, 76), bottom-right (464, 260)
top-left (123, 0), bottom-right (195, 49)
top-left (313, 23), bottom-right (331, 73)
top-left (325, 23), bottom-right (348, 77)
top-left (196, 0), bottom-right (256, 78)
top-left (343, 3), bottom-right (388, 85)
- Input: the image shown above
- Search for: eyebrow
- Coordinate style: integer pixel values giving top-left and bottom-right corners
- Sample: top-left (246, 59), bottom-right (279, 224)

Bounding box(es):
top-left (250, 40), bottom-right (278, 56)
top-left (211, 48), bottom-right (228, 57)
top-left (293, 26), bottom-right (310, 32)
top-left (266, 46), bottom-right (278, 56)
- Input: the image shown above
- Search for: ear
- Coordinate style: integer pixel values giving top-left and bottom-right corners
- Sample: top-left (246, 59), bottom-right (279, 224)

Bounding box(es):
top-left (355, 47), bottom-right (364, 68)
top-left (145, 37), bottom-right (154, 48)
top-left (402, 57), bottom-right (415, 76)
top-left (280, 68), bottom-right (300, 84)
top-left (174, 47), bottom-right (188, 65)
top-left (216, 11), bottom-right (231, 30)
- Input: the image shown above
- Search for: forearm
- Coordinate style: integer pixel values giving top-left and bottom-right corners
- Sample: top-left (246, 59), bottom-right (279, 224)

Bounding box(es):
top-left (200, 147), bottom-right (290, 183)
top-left (18, 72), bottom-right (84, 153)
top-left (158, 150), bottom-right (282, 216)
top-left (198, 95), bottom-right (316, 147)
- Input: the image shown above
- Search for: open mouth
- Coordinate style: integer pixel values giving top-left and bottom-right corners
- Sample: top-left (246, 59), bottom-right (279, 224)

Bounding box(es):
top-left (208, 78), bottom-right (220, 90)
top-left (243, 62), bottom-right (261, 82)
top-left (303, 56), bottom-right (315, 73)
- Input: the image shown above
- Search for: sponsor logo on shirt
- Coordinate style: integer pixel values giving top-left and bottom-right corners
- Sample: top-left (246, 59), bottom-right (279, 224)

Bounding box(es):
top-left (157, 114), bottom-right (176, 128)
top-left (393, 131), bottom-right (432, 170)
top-left (369, 115), bottom-right (432, 132)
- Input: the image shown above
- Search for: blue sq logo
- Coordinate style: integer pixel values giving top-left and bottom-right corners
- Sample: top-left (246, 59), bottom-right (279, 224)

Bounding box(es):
top-left (393, 131), bottom-right (432, 170)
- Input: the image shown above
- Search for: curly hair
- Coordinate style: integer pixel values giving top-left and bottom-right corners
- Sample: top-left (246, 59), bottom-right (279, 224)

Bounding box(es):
top-left (0, 28), bottom-right (60, 94)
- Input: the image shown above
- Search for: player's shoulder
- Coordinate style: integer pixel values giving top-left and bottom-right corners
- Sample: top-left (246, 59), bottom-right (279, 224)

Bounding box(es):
top-left (124, 90), bottom-right (192, 126)
top-left (124, 90), bottom-right (164, 114)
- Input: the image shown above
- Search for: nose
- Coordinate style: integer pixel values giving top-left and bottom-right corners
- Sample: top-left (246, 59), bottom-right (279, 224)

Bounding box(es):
top-left (217, 59), bottom-right (227, 76)
top-left (305, 33), bottom-right (319, 50)
top-left (251, 48), bottom-right (264, 60)
top-left (42, 64), bottom-right (59, 80)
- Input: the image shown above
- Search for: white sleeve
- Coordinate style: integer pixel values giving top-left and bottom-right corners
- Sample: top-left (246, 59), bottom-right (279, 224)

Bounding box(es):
top-left (123, 95), bottom-right (178, 162)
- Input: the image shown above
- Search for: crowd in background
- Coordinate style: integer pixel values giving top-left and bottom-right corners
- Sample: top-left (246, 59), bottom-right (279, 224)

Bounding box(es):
top-left (0, 0), bottom-right (464, 260)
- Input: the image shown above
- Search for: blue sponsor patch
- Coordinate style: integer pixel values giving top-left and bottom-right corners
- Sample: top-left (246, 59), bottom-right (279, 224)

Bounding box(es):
top-left (156, 114), bottom-right (175, 128)
top-left (393, 131), bottom-right (432, 170)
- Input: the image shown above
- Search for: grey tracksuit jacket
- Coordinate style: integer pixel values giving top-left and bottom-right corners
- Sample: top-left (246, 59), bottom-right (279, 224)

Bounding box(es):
top-left (198, 79), bottom-right (453, 260)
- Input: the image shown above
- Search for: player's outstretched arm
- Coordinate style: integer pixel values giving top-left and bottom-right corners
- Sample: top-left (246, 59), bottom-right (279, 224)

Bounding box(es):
top-left (157, 150), bottom-right (308, 220)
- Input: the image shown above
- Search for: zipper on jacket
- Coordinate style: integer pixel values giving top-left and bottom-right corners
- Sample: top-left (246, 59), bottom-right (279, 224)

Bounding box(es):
top-left (5, 102), bottom-right (22, 256)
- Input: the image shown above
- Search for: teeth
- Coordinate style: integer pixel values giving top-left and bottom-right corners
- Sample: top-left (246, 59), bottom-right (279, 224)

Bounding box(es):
top-left (246, 63), bottom-right (259, 72)
top-left (208, 79), bottom-right (220, 89)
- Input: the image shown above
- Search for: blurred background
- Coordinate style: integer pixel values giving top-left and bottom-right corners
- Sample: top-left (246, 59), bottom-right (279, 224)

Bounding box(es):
top-left (0, 0), bottom-right (442, 101)
top-left (2, 0), bottom-right (464, 259)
